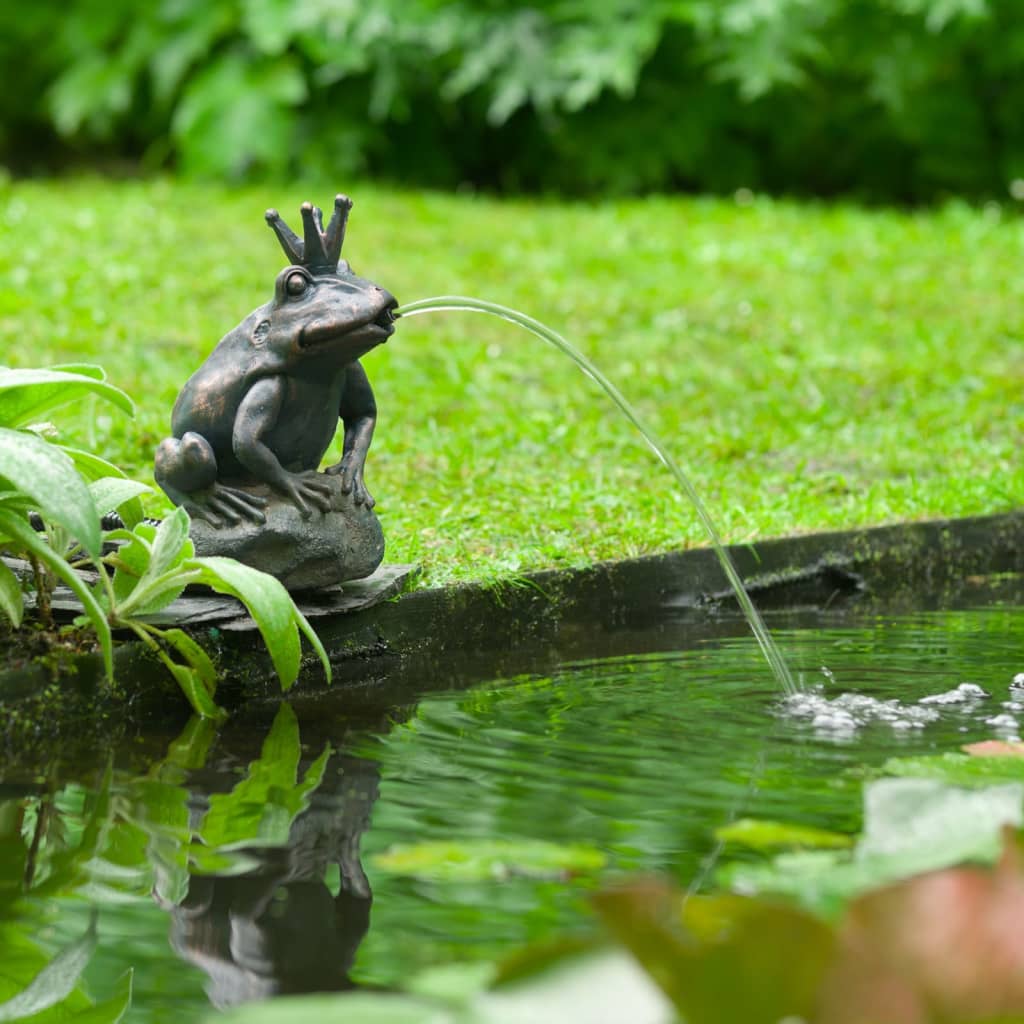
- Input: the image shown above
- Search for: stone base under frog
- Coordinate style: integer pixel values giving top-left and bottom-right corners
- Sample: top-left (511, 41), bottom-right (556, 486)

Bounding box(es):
top-left (189, 474), bottom-right (384, 591)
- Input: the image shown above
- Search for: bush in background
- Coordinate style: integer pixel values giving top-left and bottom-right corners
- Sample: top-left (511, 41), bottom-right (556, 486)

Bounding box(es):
top-left (4, 0), bottom-right (1024, 200)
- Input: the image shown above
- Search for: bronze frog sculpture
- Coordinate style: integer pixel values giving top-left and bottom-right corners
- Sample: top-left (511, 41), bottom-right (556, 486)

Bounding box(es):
top-left (155, 195), bottom-right (398, 589)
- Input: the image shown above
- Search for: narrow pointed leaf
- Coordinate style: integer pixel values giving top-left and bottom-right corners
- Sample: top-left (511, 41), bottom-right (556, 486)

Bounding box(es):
top-left (0, 561), bottom-right (23, 628)
top-left (295, 607), bottom-right (331, 683)
top-left (163, 659), bottom-right (226, 722)
top-left (146, 507), bottom-right (192, 579)
top-left (0, 428), bottom-right (100, 557)
top-left (159, 628), bottom-right (218, 696)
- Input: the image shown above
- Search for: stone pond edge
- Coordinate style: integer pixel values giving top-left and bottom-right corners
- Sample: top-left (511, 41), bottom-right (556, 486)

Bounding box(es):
top-left (2, 508), bottom-right (1021, 752)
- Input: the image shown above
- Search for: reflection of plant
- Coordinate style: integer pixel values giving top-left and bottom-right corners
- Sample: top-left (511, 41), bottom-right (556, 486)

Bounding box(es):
top-left (205, 761), bottom-right (1024, 1024)
top-left (0, 705), bottom-right (328, 1023)
top-left (0, 769), bottom-right (133, 1024)
top-left (0, 366), bottom-right (331, 718)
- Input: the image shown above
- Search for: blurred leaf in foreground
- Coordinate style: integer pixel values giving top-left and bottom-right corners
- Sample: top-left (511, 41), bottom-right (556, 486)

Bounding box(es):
top-left (818, 827), bottom-right (1024, 1024)
top-left (370, 838), bottom-right (606, 882)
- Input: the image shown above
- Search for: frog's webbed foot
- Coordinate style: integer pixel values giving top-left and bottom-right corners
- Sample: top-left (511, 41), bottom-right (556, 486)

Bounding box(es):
top-left (278, 471), bottom-right (334, 518)
top-left (198, 483), bottom-right (269, 526)
top-left (155, 433), bottom-right (268, 527)
top-left (325, 458), bottom-right (375, 508)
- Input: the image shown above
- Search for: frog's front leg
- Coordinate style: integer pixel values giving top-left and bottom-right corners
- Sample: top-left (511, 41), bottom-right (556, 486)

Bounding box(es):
top-left (234, 378), bottom-right (334, 517)
top-left (325, 362), bottom-right (377, 508)
top-left (155, 432), bottom-right (268, 526)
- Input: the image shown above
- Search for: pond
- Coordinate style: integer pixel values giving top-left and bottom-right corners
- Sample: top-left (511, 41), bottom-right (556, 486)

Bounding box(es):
top-left (3, 582), bottom-right (1024, 1021)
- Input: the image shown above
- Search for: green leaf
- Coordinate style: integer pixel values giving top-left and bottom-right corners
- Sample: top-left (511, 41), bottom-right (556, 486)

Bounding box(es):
top-left (884, 752), bottom-right (1024, 786)
top-left (199, 703), bottom-right (328, 850)
top-left (715, 817), bottom-right (853, 851)
top-left (208, 993), bottom-right (458, 1024)
top-left (0, 509), bottom-right (112, 679)
top-left (186, 556), bottom-right (326, 688)
top-left (87, 478), bottom-right (151, 530)
top-left (0, 428), bottom-right (100, 558)
top-left (168, 664), bottom-right (224, 721)
top-left (147, 507), bottom-right (192, 579)
top-left (593, 881), bottom-right (834, 1024)
top-left (60, 447), bottom-right (133, 482)
top-left (160, 715), bottom-right (218, 774)
top-left (0, 368), bottom-right (133, 428)
top-left (68, 969), bottom-right (132, 1024)
top-left (110, 512), bottom-right (196, 617)
top-left (45, 364), bottom-right (106, 380)
top-left (0, 560), bottom-right (23, 628)
top-left (371, 838), bottom-right (606, 882)
top-left (0, 911), bottom-right (97, 1021)
top-left (159, 628), bottom-right (218, 696)
top-left (722, 778), bottom-right (1024, 917)
top-left (157, 655), bottom-right (225, 722)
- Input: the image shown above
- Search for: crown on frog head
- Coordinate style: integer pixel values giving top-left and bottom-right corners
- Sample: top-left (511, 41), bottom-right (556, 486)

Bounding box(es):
top-left (264, 194), bottom-right (353, 275)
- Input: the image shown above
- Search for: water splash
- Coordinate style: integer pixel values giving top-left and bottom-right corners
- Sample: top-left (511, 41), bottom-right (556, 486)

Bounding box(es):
top-left (393, 295), bottom-right (798, 696)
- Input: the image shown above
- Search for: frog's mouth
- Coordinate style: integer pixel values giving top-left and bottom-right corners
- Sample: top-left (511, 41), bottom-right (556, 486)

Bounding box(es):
top-left (298, 305), bottom-right (397, 350)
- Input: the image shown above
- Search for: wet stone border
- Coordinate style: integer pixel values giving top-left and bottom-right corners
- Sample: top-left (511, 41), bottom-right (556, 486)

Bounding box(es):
top-left (1, 509), bottom-right (1021, 760)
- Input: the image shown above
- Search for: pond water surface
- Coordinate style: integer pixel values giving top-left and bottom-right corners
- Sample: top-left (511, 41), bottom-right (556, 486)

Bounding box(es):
top-left (3, 589), bottom-right (1024, 1021)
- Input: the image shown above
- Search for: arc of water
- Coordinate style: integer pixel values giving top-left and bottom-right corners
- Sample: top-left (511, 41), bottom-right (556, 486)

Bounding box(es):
top-left (394, 295), bottom-right (798, 696)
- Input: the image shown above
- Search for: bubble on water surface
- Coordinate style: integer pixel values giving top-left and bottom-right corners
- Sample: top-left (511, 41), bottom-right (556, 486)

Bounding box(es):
top-left (985, 713), bottom-right (1020, 740)
top-left (919, 682), bottom-right (991, 705)
top-left (781, 688), bottom-right (940, 739)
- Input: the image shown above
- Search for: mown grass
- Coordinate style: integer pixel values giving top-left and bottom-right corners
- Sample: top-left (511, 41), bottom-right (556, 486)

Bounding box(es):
top-left (0, 178), bottom-right (1021, 586)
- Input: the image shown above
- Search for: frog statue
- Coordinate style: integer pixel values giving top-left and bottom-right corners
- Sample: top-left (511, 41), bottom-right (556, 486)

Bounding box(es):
top-left (154, 195), bottom-right (398, 590)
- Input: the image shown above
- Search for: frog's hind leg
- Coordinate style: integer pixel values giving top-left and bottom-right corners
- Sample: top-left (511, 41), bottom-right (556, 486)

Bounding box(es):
top-left (155, 432), bottom-right (268, 526)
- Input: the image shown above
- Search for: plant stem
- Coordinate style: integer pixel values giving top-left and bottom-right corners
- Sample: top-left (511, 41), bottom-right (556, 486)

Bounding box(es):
top-left (27, 553), bottom-right (53, 631)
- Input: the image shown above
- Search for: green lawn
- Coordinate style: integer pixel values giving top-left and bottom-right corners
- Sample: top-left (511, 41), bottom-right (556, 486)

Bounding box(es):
top-left (0, 178), bottom-right (1021, 586)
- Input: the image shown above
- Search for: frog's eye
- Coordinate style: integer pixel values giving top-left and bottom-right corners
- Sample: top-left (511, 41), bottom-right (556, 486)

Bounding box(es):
top-left (286, 272), bottom-right (308, 297)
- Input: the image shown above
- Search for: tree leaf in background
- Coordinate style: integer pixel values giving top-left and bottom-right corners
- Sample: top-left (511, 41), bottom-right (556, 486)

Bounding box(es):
top-left (0, 429), bottom-right (100, 558)
top-left (371, 838), bottom-right (606, 882)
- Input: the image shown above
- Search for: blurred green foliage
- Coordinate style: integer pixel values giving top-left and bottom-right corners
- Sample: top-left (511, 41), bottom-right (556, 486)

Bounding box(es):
top-left (4, 0), bottom-right (1024, 198)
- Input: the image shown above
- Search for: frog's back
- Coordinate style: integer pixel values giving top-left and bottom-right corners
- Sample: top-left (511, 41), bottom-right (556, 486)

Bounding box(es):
top-left (170, 321), bottom-right (277, 449)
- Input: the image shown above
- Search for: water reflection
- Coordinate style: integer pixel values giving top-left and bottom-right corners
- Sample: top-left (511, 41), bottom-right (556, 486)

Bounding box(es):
top-left (0, 600), bottom-right (1023, 1020)
top-left (157, 750), bottom-right (379, 1008)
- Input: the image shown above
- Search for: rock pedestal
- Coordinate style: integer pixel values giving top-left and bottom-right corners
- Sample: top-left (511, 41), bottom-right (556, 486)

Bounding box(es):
top-left (189, 475), bottom-right (384, 591)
